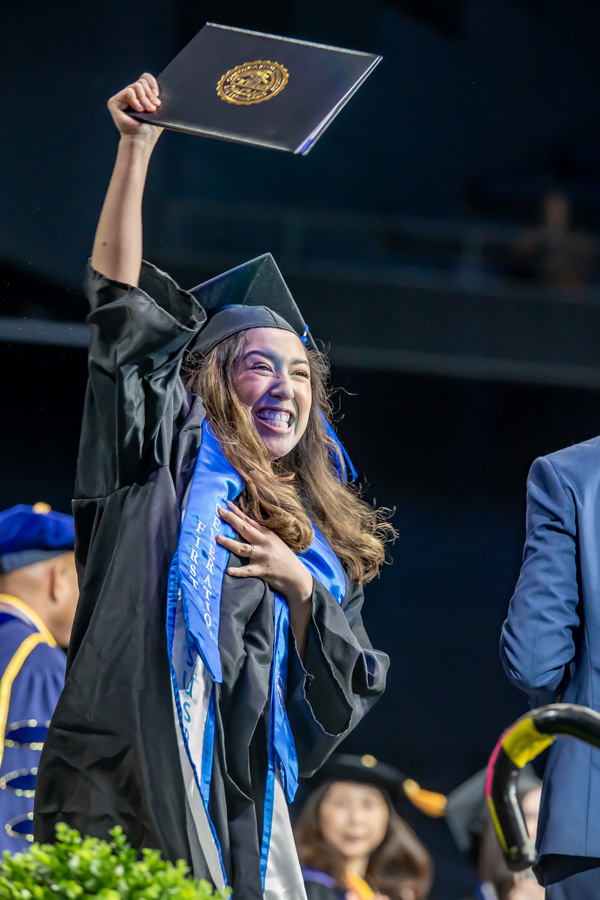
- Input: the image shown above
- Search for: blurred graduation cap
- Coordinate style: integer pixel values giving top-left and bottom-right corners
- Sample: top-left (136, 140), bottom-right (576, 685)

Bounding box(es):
top-left (188, 252), bottom-right (316, 354)
top-left (0, 503), bottom-right (74, 574)
top-left (445, 766), bottom-right (541, 862)
top-left (131, 22), bottom-right (381, 154)
top-left (307, 753), bottom-right (448, 818)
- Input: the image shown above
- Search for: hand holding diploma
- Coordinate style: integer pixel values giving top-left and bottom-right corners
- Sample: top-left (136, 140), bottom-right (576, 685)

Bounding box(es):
top-left (107, 73), bottom-right (163, 144)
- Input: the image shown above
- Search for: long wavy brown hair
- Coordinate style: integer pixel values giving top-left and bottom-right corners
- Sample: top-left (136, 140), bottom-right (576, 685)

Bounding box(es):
top-left (185, 331), bottom-right (395, 583)
top-left (294, 782), bottom-right (433, 900)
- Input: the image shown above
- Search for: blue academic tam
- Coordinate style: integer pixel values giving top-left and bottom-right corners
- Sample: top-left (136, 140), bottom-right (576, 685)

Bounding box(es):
top-left (0, 503), bottom-right (74, 574)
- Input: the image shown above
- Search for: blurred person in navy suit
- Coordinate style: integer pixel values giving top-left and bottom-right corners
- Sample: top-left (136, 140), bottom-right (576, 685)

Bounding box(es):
top-left (500, 437), bottom-right (600, 898)
top-left (0, 503), bottom-right (78, 852)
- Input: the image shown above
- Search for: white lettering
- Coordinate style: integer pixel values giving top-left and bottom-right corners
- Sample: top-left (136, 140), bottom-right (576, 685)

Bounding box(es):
top-left (191, 549), bottom-right (199, 563)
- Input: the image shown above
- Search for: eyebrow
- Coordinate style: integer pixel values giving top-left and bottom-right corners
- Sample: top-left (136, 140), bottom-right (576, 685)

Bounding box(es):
top-left (243, 350), bottom-right (309, 367)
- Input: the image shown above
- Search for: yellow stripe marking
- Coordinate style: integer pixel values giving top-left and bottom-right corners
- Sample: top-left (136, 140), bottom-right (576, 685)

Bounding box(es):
top-left (486, 795), bottom-right (508, 850)
top-left (0, 595), bottom-right (56, 646)
top-left (0, 634), bottom-right (46, 770)
top-left (502, 717), bottom-right (554, 767)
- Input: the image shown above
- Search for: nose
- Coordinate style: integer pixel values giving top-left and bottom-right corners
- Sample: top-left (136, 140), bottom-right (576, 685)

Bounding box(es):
top-left (347, 803), bottom-right (364, 825)
top-left (269, 373), bottom-right (294, 400)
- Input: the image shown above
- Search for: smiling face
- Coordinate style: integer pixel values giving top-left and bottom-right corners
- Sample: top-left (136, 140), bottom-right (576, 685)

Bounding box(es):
top-left (231, 327), bottom-right (312, 459)
top-left (318, 782), bottom-right (390, 867)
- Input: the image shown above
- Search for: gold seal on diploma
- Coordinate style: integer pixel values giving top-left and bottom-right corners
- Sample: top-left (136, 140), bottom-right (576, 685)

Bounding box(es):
top-left (217, 60), bottom-right (289, 105)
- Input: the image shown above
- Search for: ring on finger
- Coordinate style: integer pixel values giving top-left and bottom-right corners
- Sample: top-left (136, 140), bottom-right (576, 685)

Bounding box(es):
top-left (248, 544), bottom-right (255, 559)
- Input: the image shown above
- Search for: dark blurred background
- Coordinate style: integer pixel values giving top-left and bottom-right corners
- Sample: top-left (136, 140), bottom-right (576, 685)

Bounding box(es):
top-left (2, 1), bottom-right (600, 896)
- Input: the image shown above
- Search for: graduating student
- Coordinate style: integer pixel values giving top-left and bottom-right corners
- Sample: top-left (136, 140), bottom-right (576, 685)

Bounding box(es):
top-left (295, 755), bottom-right (433, 900)
top-left (0, 503), bottom-right (78, 852)
top-left (34, 74), bottom-right (392, 900)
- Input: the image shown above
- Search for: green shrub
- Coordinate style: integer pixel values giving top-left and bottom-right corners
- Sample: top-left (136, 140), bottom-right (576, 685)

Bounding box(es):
top-left (0, 823), bottom-right (230, 900)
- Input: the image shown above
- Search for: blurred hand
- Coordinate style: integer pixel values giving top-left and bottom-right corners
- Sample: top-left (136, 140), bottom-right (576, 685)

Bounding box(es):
top-left (107, 73), bottom-right (163, 144)
top-left (507, 879), bottom-right (544, 899)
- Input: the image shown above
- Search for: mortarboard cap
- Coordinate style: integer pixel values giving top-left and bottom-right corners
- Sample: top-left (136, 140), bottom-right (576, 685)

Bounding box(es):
top-left (0, 503), bottom-right (75, 574)
top-left (188, 252), bottom-right (315, 355)
top-left (131, 23), bottom-right (381, 154)
top-left (306, 754), bottom-right (447, 818)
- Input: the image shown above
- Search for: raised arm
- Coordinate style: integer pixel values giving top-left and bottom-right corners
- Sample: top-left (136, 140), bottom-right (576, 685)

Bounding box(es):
top-left (91, 74), bottom-right (163, 286)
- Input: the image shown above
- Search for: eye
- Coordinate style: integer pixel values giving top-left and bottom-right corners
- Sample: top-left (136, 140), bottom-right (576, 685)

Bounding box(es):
top-left (293, 369), bottom-right (310, 379)
top-left (251, 363), bottom-right (272, 372)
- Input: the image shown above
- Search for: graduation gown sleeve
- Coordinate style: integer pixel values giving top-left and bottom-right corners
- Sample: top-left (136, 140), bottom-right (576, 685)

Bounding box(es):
top-left (34, 263), bottom-right (206, 863)
top-left (287, 571), bottom-right (389, 775)
top-left (77, 261), bottom-right (206, 499)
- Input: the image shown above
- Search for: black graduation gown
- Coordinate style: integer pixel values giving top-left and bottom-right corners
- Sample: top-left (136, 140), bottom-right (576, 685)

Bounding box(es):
top-left (34, 262), bottom-right (389, 895)
top-left (303, 870), bottom-right (346, 900)
top-left (304, 882), bottom-right (345, 900)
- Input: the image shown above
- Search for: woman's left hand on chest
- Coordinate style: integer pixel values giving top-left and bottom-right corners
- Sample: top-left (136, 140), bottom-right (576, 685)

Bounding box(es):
top-left (217, 501), bottom-right (313, 607)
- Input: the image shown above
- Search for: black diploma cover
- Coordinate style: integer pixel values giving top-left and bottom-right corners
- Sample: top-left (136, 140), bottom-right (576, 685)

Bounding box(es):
top-left (131, 23), bottom-right (382, 154)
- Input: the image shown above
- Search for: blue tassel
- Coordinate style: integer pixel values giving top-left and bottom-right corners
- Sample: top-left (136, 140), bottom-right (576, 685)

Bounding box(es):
top-left (320, 412), bottom-right (357, 484)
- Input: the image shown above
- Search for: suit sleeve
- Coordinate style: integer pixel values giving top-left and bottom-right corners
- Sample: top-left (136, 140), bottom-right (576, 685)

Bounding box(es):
top-left (77, 262), bottom-right (205, 498)
top-left (287, 574), bottom-right (389, 775)
top-left (500, 455), bottom-right (580, 707)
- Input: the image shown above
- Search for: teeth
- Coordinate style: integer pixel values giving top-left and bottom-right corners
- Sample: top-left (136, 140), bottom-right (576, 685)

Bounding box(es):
top-left (256, 410), bottom-right (291, 428)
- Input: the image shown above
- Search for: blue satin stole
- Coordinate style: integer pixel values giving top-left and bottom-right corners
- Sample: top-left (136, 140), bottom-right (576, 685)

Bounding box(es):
top-left (166, 419), bottom-right (346, 885)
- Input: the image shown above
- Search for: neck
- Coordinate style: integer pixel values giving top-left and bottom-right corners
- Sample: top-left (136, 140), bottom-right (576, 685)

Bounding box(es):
top-left (344, 854), bottom-right (369, 879)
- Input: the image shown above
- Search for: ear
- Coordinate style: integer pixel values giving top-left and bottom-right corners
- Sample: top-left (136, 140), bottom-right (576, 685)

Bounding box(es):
top-left (49, 555), bottom-right (68, 604)
top-left (48, 552), bottom-right (78, 647)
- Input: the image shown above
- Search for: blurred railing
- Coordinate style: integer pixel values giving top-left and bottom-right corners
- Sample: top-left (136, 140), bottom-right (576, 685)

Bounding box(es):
top-left (3, 201), bottom-right (600, 388)
top-left (160, 197), bottom-right (600, 288)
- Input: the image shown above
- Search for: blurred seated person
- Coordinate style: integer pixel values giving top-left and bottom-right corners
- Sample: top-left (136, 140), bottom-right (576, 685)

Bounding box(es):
top-left (446, 767), bottom-right (543, 900)
top-left (294, 754), bottom-right (434, 900)
top-left (0, 503), bottom-right (78, 852)
top-left (512, 191), bottom-right (597, 289)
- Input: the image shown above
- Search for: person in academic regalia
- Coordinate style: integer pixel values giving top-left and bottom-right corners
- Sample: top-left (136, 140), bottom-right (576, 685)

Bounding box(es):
top-left (0, 503), bottom-right (78, 853)
top-left (295, 754), bottom-right (434, 900)
top-left (445, 767), bottom-right (543, 900)
top-left (34, 74), bottom-right (392, 900)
